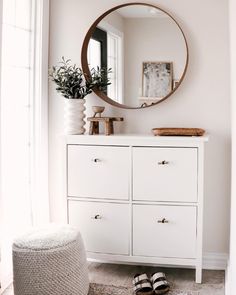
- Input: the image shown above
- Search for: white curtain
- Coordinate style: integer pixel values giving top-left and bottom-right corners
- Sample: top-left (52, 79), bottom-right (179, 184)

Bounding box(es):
top-left (0, 0), bottom-right (49, 291)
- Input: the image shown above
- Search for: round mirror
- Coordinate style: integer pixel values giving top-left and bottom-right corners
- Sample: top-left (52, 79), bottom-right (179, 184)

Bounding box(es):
top-left (81, 3), bottom-right (189, 109)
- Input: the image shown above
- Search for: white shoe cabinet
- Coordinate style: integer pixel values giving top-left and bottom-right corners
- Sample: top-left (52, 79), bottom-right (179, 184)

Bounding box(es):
top-left (65, 134), bottom-right (208, 283)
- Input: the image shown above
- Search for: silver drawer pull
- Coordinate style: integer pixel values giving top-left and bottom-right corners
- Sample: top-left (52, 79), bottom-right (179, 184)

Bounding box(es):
top-left (158, 160), bottom-right (169, 165)
top-left (91, 214), bottom-right (102, 220)
top-left (157, 218), bottom-right (169, 224)
top-left (92, 158), bottom-right (101, 163)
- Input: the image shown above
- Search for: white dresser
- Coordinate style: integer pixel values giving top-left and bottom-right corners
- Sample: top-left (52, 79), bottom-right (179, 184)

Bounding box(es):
top-left (65, 134), bottom-right (208, 283)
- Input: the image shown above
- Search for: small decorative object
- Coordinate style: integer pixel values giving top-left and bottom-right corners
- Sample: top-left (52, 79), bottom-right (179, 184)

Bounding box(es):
top-left (142, 62), bottom-right (173, 98)
top-left (49, 57), bottom-right (111, 135)
top-left (88, 116), bottom-right (124, 136)
top-left (92, 106), bottom-right (105, 117)
top-left (173, 80), bottom-right (179, 89)
top-left (152, 128), bottom-right (205, 137)
top-left (139, 98), bottom-right (161, 107)
top-left (140, 102), bottom-right (148, 108)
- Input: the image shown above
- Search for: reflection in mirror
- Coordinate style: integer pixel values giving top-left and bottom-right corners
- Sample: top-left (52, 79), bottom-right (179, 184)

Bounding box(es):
top-left (85, 4), bottom-right (188, 108)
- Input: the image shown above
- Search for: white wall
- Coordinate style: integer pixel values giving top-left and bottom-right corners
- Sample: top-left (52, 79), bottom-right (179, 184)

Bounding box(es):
top-left (124, 17), bottom-right (186, 106)
top-left (49, 0), bottom-right (231, 257)
top-left (101, 10), bottom-right (124, 32)
top-left (226, 0), bottom-right (236, 292)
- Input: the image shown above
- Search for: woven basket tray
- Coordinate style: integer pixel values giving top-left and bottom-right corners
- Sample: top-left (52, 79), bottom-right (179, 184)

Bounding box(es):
top-left (152, 128), bottom-right (205, 137)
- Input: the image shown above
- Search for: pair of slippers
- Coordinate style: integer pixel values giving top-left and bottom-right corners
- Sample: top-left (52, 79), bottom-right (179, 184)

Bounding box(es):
top-left (133, 272), bottom-right (170, 295)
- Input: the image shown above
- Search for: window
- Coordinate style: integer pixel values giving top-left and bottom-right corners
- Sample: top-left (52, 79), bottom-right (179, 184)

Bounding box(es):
top-left (88, 39), bottom-right (102, 69)
top-left (107, 31), bottom-right (122, 103)
top-left (1, 0), bottom-right (33, 230)
top-left (89, 27), bottom-right (107, 70)
top-left (88, 22), bottom-right (124, 103)
top-left (0, 0), bottom-right (49, 290)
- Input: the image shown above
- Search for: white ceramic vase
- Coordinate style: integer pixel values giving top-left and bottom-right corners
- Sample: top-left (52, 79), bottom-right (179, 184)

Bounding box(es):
top-left (64, 98), bottom-right (86, 135)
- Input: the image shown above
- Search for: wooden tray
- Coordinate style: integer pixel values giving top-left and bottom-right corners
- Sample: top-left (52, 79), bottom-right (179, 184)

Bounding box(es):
top-left (152, 128), bottom-right (205, 137)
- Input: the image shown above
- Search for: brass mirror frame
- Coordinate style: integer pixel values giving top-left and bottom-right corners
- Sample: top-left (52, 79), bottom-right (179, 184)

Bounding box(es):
top-left (81, 3), bottom-right (189, 109)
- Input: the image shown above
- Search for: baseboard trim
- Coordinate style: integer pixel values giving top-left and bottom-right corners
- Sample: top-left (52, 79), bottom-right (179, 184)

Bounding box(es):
top-left (89, 252), bottom-right (228, 271)
top-left (203, 252), bottom-right (228, 270)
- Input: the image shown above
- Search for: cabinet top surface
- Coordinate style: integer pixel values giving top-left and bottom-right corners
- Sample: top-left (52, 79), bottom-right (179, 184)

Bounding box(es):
top-left (65, 134), bottom-right (209, 147)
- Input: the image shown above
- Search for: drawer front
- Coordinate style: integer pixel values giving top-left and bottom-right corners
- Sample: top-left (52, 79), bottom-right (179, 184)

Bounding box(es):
top-left (133, 205), bottom-right (196, 258)
top-left (67, 145), bottom-right (129, 200)
top-left (68, 200), bottom-right (130, 255)
top-left (133, 147), bottom-right (198, 202)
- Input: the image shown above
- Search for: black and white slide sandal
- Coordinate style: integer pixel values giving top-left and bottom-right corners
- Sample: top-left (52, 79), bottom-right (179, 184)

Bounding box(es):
top-left (133, 273), bottom-right (153, 295)
top-left (151, 272), bottom-right (170, 295)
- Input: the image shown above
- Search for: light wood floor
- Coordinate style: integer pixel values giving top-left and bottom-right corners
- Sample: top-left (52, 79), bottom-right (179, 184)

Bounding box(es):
top-left (3, 263), bottom-right (225, 295)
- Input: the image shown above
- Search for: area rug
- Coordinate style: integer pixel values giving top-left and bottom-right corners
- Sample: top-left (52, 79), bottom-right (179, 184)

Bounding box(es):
top-left (89, 283), bottom-right (199, 295)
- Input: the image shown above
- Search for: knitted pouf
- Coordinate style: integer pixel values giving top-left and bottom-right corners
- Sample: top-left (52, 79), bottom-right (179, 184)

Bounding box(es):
top-left (12, 225), bottom-right (89, 295)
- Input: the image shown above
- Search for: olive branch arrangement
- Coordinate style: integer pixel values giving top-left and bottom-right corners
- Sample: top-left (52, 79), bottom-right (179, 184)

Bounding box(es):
top-left (49, 57), bottom-right (111, 99)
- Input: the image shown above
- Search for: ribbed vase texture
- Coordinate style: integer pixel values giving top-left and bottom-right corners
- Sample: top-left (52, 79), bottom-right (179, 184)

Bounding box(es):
top-left (64, 99), bottom-right (86, 135)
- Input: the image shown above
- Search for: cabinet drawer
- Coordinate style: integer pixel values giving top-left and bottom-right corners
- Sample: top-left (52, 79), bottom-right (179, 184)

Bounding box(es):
top-left (133, 205), bottom-right (196, 258)
top-left (68, 200), bottom-right (130, 255)
top-left (133, 147), bottom-right (198, 202)
top-left (67, 145), bottom-right (129, 200)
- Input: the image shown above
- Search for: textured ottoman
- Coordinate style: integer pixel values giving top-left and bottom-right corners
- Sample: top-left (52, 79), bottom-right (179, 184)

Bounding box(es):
top-left (12, 225), bottom-right (89, 295)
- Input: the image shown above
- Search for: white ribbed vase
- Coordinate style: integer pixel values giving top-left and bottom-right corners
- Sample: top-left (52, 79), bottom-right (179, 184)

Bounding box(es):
top-left (64, 99), bottom-right (86, 135)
